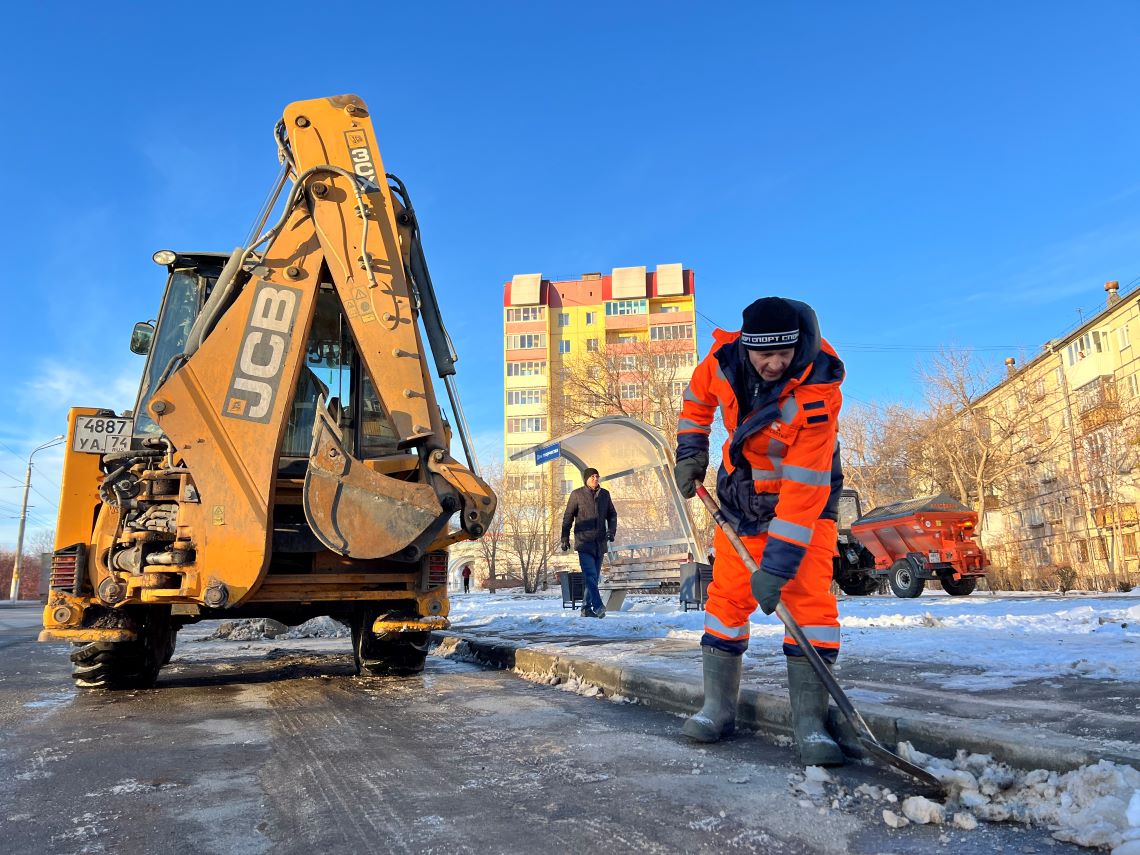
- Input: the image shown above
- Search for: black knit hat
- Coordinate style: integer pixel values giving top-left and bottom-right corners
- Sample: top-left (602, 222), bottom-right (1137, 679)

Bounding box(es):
top-left (583, 467), bottom-right (599, 483)
top-left (741, 297), bottom-right (800, 351)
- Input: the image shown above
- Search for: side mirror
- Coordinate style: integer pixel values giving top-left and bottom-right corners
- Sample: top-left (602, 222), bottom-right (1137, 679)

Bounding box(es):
top-left (130, 321), bottom-right (155, 355)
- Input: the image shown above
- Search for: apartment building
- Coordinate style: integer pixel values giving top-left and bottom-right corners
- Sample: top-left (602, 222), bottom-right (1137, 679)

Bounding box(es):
top-left (976, 280), bottom-right (1140, 588)
top-left (502, 264), bottom-right (699, 495)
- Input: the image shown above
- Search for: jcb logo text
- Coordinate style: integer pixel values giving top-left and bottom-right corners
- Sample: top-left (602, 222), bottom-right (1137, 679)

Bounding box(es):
top-left (223, 283), bottom-right (302, 423)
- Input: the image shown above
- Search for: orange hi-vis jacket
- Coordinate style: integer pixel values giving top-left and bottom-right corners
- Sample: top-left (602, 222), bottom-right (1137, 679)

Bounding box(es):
top-left (676, 301), bottom-right (845, 584)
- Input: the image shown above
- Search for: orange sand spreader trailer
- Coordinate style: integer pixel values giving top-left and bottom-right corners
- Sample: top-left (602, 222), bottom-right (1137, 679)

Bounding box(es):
top-left (850, 493), bottom-right (988, 598)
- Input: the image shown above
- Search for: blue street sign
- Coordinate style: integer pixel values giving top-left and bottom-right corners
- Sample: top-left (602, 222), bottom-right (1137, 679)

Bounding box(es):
top-left (535, 443), bottom-right (561, 465)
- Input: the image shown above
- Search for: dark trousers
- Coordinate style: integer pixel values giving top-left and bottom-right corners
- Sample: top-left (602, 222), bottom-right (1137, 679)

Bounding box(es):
top-left (577, 547), bottom-right (605, 613)
top-left (462, 577), bottom-right (470, 593)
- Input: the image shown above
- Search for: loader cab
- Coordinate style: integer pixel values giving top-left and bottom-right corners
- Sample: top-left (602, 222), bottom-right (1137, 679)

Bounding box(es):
top-left (130, 253), bottom-right (401, 466)
top-left (131, 252), bottom-right (226, 437)
top-left (278, 284), bottom-right (402, 471)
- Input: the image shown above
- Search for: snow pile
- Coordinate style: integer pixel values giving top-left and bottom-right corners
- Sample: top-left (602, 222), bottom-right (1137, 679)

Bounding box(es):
top-left (197, 618), bottom-right (289, 641)
top-left (281, 616), bottom-right (350, 639)
top-left (898, 742), bottom-right (1140, 850)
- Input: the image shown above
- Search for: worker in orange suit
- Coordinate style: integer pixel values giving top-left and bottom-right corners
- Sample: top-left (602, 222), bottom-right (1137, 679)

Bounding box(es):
top-left (674, 296), bottom-right (846, 766)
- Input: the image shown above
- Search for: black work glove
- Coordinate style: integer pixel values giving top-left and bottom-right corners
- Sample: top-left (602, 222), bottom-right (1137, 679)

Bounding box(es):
top-left (561, 539), bottom-right (571, 552)
top-left (674, 451), bottom-right (709, 499)
top-left (751, 570), bottom-right (789, 616)
top-left (607, 532), bottom-right (615, 543)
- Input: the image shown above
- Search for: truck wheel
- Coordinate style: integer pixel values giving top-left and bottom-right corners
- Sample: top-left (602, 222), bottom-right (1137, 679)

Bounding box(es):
top-left (351, 612), bottom-right (429, 676)
top-left (888, 560), bottom-right (924, 598)
top-left (70, 608), bottom-right (175, 690)
top-left (837, 575), bottom-right (880, 596)
top-left (940, 577), bottom-right (977, 596)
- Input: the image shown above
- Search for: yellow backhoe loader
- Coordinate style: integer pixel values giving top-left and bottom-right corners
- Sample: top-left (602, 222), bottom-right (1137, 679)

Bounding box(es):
top-left (40, 94), bottom-right (496, 688)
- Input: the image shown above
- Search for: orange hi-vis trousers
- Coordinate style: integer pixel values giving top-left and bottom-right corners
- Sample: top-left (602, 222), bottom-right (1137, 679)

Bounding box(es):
top-left (703, 519), bottom-right (840, 662)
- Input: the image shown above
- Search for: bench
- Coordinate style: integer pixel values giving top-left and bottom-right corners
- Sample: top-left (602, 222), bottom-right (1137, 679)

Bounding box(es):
top-left (600, 547), bottom-right (693, 611)
top-left (481, 575), bottom-right (525, 591)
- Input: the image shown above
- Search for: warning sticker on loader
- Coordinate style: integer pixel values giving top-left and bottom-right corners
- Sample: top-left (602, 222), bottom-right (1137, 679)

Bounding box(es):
top-left (345, 130), bottom-right (382, 194)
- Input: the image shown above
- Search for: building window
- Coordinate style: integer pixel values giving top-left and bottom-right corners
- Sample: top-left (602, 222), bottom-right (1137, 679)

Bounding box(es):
top-left (558, 340), bottom-right (571, 354)
top-left (1120, 325), bottom-right (1131, 349)
top-left (1093, 536), bottom-right (1108, 560)
top-left (1122, 532), bottom-right (1138, 557)
top-left (506, 333), bottom-right (546, 350)
top-left (620, 383), bottom-right (640, 401)
top-left (558, 312), bottom-right (570, 327)
top-left (1075, 539), bottom-right (1089, 562)
top-left (1129, 375), bottom-right (1139, 398)
top-left (506, 389), bottom-right (546, 406)
top-left (1067, 330), bottom-right (1108, 365)
top-left (505, 306), bottom-right (546, 322)
top-left (616, 335), bottom-right (638, 344)
top-left (619, 355), bottom-right (637, 371)
top-left (1055, 366), bottom-right (1064, 386)
top-left (656, 352), bottom-right (696, 369)
top-left (650, 323), bottom-right (694, 341)
top-left (507, 417), bottom-right (547, 433)
top-left (585, 312), bottom-right (597, 325)
top-left (671, 381), bottom-right (686, 398)
top-left (561, 479), bottom-right (574, 493)
top-left (605, 299), bottom-right (648, 316)
top-left (506, 360), bottom-right (546, 377)
top-left (655, 305), bottom-right (680, 313)
top-left (507, 474), bottom-right (542, 491)
top-left (586, 338), bottom-right (599, 352)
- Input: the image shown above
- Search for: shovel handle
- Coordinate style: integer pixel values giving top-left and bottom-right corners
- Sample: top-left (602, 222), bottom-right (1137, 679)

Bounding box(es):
top-left (692, 484), bottom-right (877, 741)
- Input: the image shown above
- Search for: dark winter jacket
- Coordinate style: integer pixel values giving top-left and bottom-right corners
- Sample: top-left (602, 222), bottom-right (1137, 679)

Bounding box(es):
top-left (561, 486), bottom-right (618, 554)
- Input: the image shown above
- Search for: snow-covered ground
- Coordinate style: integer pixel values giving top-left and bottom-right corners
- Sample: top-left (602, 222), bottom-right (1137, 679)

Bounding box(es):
top-left (448, 587), bottom-right (1140, 689)
top-left (446, 588), bottom-right (1140, 852)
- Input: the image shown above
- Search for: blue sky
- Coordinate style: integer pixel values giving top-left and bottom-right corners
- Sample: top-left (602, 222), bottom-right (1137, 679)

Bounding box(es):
top-left (1, 2), bottom-right (1138, 548)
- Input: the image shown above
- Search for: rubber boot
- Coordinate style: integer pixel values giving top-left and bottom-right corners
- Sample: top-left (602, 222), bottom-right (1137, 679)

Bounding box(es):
top-left (682, 647), bottom-right (742, 742)
top-left (787, 655), bottom-right (845, 767)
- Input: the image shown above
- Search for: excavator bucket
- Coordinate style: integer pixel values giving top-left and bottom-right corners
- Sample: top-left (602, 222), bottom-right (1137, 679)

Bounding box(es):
top-left (303, 397), bottom-right (442, 558)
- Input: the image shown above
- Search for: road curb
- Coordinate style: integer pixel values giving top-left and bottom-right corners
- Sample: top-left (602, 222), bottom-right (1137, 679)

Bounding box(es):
top-left (433, 631), bottom-right (1140, 775)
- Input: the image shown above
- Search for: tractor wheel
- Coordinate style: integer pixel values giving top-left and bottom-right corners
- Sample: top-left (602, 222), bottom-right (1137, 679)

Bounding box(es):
top-left (940, 576), bottom-right (977, 597)
top-left (351, 610), bottom-right (429, 676)
top-left (70, 607), bottom-right (175, 690)
top-left (837, 575), bottom-right (880, 596)
top-left (888, 560), bottom-right (924, 599)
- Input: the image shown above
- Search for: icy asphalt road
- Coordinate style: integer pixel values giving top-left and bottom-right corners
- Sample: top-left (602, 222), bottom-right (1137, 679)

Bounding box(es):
top-left (0, 607), bottom-right (1077, 855)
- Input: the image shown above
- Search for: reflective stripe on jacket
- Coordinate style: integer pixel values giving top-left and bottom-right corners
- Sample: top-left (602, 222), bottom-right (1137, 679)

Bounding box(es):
top-left (676, 300), bottom-right (844, 580)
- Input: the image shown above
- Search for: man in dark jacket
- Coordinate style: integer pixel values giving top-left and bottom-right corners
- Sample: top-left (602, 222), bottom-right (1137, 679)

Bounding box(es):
top-left (560, 467), bottom-right (618, 618)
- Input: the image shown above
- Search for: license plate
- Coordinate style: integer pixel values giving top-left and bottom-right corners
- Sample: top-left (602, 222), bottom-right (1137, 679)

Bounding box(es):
top-left (73, 416), bottom-right (132, 454)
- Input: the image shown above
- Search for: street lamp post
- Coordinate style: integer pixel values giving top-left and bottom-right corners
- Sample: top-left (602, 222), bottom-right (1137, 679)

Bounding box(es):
top-left (9, 435), bottom-right (65, 601)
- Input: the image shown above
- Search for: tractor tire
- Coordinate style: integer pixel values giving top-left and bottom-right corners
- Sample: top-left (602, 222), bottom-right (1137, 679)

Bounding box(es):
top-left (837, 575), bottom-right (881, 596)
top-left (888, 559), bottom-right (924, 599)
top-left (70, 608), bottom-right (175, 690)
top-left (351, 611), bottom-right (429, 676)
top-left (940, 577), bottom-right (977, 597)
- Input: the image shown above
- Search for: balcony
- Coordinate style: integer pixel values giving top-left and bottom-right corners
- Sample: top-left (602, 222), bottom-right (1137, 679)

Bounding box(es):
top-left (604, 313), bottom-right (649, 332)
top-left (1076, 376), bottom-right (1120, 433)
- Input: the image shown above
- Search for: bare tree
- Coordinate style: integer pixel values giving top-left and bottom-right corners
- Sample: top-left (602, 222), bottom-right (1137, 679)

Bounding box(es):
top-left (906, 350), bottom-right (1061, 532)
top-left (1072, 386), bottom-right (1140, 589)
top-left (839, 401), bottom-right (916, 510)
top-left (497, 468), bottom-right (559, 593)
top-left (472, 464), bottom-right (507, 592)
top-left (557, 339), bottom-right (692, 442)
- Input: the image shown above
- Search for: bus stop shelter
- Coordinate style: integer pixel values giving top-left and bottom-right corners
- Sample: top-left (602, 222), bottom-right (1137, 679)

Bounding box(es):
top-left (510, 416), bottom-right (709, 609)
